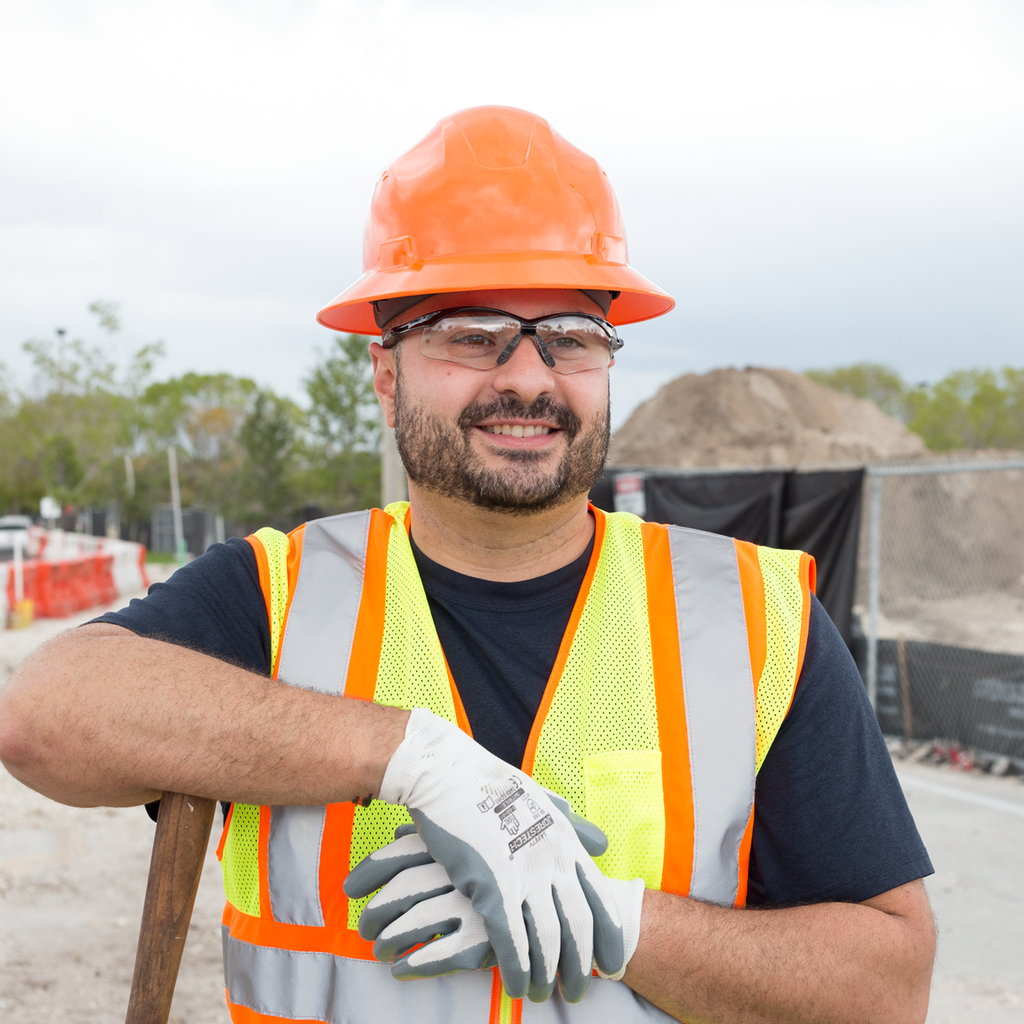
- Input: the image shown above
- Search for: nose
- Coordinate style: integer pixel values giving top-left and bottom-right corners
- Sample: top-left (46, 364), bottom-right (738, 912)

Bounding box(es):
top-left (489, 333), bottom-right (558, 404)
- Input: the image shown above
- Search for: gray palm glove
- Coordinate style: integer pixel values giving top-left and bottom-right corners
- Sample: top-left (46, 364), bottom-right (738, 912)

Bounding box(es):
top-left (349, 794), bottom-right (609, 999)
top-left (344, 708), bottom-right (625, 1001)
top-left (356, 835), bottom-right (646, 991)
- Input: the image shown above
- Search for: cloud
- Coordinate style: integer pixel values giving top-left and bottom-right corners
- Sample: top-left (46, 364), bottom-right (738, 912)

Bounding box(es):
top-left (1, 0), bottom-right (1021, 426)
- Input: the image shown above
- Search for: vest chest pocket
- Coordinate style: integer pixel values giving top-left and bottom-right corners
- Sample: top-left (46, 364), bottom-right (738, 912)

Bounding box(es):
top-left (583, 749), bottom-right (664, 890)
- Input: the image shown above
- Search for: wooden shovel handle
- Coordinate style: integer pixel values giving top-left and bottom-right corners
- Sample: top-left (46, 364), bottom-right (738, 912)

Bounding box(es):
top-left (125, 792), bottom-right (218, 1024)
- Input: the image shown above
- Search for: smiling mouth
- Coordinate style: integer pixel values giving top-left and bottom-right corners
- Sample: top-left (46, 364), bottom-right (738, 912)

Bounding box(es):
top-left (480, 424), bottom-right (554, 438)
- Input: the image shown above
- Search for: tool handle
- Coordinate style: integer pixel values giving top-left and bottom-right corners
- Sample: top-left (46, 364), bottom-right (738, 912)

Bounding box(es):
top-left (125, 792), bottom-right (218, 1024)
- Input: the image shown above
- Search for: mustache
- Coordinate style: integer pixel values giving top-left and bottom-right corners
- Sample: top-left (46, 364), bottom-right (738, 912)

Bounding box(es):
top-left (458, 396), bottom-right (582, 438)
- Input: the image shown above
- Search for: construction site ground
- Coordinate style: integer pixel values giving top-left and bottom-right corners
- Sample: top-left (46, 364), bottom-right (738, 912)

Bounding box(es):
top-left (2, 579), bottom-right (1023, 1023)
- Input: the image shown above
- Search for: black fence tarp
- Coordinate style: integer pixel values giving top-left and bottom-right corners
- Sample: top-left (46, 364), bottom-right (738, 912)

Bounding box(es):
top-left (589, 468), bottom-right (864, 645)
top-left (860, 638), bottom-right (1024, 760)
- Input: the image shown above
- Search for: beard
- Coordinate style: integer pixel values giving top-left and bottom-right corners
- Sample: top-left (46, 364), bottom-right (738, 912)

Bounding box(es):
top-left (393, 376), bottom-right (610, 516)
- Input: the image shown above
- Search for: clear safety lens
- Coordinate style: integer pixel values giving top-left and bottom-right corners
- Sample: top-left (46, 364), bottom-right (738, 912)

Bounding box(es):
top-left (418, 314), bottom-right (616, 373)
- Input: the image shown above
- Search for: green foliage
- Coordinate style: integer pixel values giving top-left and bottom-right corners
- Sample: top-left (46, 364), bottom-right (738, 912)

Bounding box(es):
top-left (1, 310), bottom-right (382, 528)
top-left (306, 334), bottom-right (380, 453)
top-left (906, 368), bottom-right (1024, 451)
top-left (303, 335), bottom-right (381, 514)
top-left (0, 314), bottom-right (158, 512)
top-left (237, 390), bottom-right (302, 520)
top-left (88, 299), bottom-right (122, 334)
top-left (806, 362), bottom-right (1024, 452)
top-left (805, 363), bottom-right (910, 421)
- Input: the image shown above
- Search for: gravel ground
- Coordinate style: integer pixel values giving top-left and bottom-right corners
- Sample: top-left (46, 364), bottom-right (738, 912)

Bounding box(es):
top-left (2, 582), bottom-right (1023, 1022)
top-left (0, 567), bottom-right (226, 1024)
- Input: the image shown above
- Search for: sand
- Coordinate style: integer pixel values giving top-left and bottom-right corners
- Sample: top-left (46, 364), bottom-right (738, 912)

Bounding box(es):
top-left (2, 568), bottom-right (1023, 1022)
top-left (610, 369), bottom-right (1024, 653)
top-left (608, 366), bottom-right (927, 468)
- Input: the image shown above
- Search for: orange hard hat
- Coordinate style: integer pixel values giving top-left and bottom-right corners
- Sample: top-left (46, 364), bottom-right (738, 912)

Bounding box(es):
top-left (316, 106), bottom-right (674, 335)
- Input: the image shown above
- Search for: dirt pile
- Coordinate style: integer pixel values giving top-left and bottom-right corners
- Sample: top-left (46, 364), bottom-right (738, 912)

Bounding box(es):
top-left (855, 450), bottom-right (1024, 654)
top-left (609, 366), bottom-right (927, 468)
top-left (607, 369), bottom-right (1024, 653)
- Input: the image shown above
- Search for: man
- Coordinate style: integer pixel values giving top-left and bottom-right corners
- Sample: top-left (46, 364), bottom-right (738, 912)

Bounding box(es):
top-left (0, 106), bottom-right (934, 1023)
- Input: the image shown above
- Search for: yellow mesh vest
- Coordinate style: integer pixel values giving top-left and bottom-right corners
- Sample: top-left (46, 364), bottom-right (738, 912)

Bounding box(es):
top-left (530, 513), bottom-right (664, 889)
top-left (219, 526), bottom-right (289, 916)
top-left (220, 511), bottom-right (809, 924)
top-left (346, 502), bottom-right (460, 929)
top-left (219, 509), bottom-right (462, 925)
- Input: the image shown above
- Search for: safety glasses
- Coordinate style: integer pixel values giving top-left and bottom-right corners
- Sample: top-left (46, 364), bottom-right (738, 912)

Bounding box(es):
top-left (381, 307), bottom-right (623, 374)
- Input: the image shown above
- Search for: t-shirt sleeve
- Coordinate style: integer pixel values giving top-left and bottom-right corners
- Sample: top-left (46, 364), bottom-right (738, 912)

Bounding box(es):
top-left (747, 595), bottom-right (934, 907)
top-left (90, 538), bottom-right (272, 677)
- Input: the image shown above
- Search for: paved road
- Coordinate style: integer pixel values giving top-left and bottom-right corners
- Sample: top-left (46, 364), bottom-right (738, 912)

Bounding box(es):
top-left (896, 759), bottom-right (1024, 1021)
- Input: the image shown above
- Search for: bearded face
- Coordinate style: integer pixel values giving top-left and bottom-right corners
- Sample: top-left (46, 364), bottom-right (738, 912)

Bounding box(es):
top-left (393, 366), bottom-right (611, 516)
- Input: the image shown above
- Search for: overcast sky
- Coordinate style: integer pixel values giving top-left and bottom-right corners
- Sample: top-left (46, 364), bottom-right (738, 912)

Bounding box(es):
top-left (2, 0), bottom-right (1022, 428)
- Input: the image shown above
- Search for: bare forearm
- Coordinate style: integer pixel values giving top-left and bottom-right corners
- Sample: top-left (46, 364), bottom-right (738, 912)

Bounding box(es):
top-left (0, 624), bottom-right (409, 808)
top-left (622, 881), bottom-right (934, 1024)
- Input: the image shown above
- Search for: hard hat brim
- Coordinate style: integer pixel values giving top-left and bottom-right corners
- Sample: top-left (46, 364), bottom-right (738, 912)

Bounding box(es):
top-left (316, 255), bottom-right (675, 335)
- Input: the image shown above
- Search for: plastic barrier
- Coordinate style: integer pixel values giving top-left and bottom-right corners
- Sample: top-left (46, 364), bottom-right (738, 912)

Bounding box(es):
top-left (109, 541), bottom-right (149, 596)
top-left (3, 532), bottom-right (149, 623)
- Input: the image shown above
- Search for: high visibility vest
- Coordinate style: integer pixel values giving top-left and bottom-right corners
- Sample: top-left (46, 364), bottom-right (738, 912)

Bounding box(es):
top-left (218, 503), bottom-right (814, 1024)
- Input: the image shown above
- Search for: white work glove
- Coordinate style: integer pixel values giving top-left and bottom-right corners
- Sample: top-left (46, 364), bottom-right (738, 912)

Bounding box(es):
top-left (355, 826), bottom-right (646, 989)
top-left (343, 707), bottom-right (626, 1002)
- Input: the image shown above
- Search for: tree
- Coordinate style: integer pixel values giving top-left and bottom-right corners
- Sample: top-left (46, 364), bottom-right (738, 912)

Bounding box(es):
top-left (805, 363), bottom-right (911, 421)
top-left (303, 334), bottom-right (381, 511)
top-left (237, 389), bottom-right (302, 520)
top-left (805, 361), bottom-right (1024, 452)
top-left (906, 368), bottom-right (1024, 451)
top-left (306, 334), bottom-right (380, 454)
top-left (0, 303), bottom-right (165, 514)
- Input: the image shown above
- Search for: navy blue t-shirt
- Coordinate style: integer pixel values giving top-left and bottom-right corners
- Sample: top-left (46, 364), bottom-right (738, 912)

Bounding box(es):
top-left (95, 532), bottom-right (932, 907)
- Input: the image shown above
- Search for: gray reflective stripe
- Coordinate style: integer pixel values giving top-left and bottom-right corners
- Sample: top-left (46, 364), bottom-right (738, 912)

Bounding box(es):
top-left (222, 927), bottom-right (675, 1023)
top-left (267, 805), bottom-right (327, 926)
top-left (277, 510), bottom-right (372, 695)
top-left (668, 526), bottom-right (756, 905)
top-left (223, 927), bottom-right (493, 1024)
top-left (269, 511), bottom-right (374, 927)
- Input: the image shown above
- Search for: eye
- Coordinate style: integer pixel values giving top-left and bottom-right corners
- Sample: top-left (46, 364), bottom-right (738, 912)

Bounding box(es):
top-left (544, 333), bottom-right (588, 351)
top-left (447, 331), bottom-right (497, 349)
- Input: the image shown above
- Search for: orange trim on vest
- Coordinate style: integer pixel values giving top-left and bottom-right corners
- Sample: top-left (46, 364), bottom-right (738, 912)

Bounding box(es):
top-left (216, 802), bottom-right (235, 862)
top-left (258, 806), bottom-right (272, 921)
top-left (735, 804), bottom-right (755, 907)
top-left (520, 507), bottom-right (605, 777)
top-left (246, 534), bottom-right (273, 659)
top-left (399, 509), bottom-right (473, 737)
top-left (224, 901), bottom-right (374, 958)
top-left (734, 539), bottom-right (767, 702)
top-left (225, 996), bottom-right (298, 1024)
top-left (446, 659), bottom-right (473, 737)
top-left (277, 524), bottom-right (306, 676)
top-left (320, 802), bottom-right (363, 933)
top-left (488, 968), bottom-right (522, 1024)
top-left (344, 509), bottom-right (392, 702)
top-left (804, 550), bottom-right (817, 596)
top-left (640, 520), bottom-right (695, 897)
top-left (792, 552), bottom-right (816, 713)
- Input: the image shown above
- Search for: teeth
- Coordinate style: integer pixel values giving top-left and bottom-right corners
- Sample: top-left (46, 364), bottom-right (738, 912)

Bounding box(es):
top-left (483, 425), bottom-right (551, 436)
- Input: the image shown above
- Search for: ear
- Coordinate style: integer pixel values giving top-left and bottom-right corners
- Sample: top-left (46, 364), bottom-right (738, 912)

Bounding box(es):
top-left (370, 342), bottom-right (397, 428)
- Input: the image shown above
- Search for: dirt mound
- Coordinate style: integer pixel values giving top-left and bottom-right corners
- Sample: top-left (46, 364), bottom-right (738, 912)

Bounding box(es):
top-left (853, 450), bottom-right (1024, 653)
top-left (609, 366), bottom-right (927, 468)
top-left (608, 369), bottom-right (1024, 653)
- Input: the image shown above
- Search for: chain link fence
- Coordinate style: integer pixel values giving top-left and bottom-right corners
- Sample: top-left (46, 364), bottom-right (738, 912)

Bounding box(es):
top-left (854, 452), bottom-right (1024, 765)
